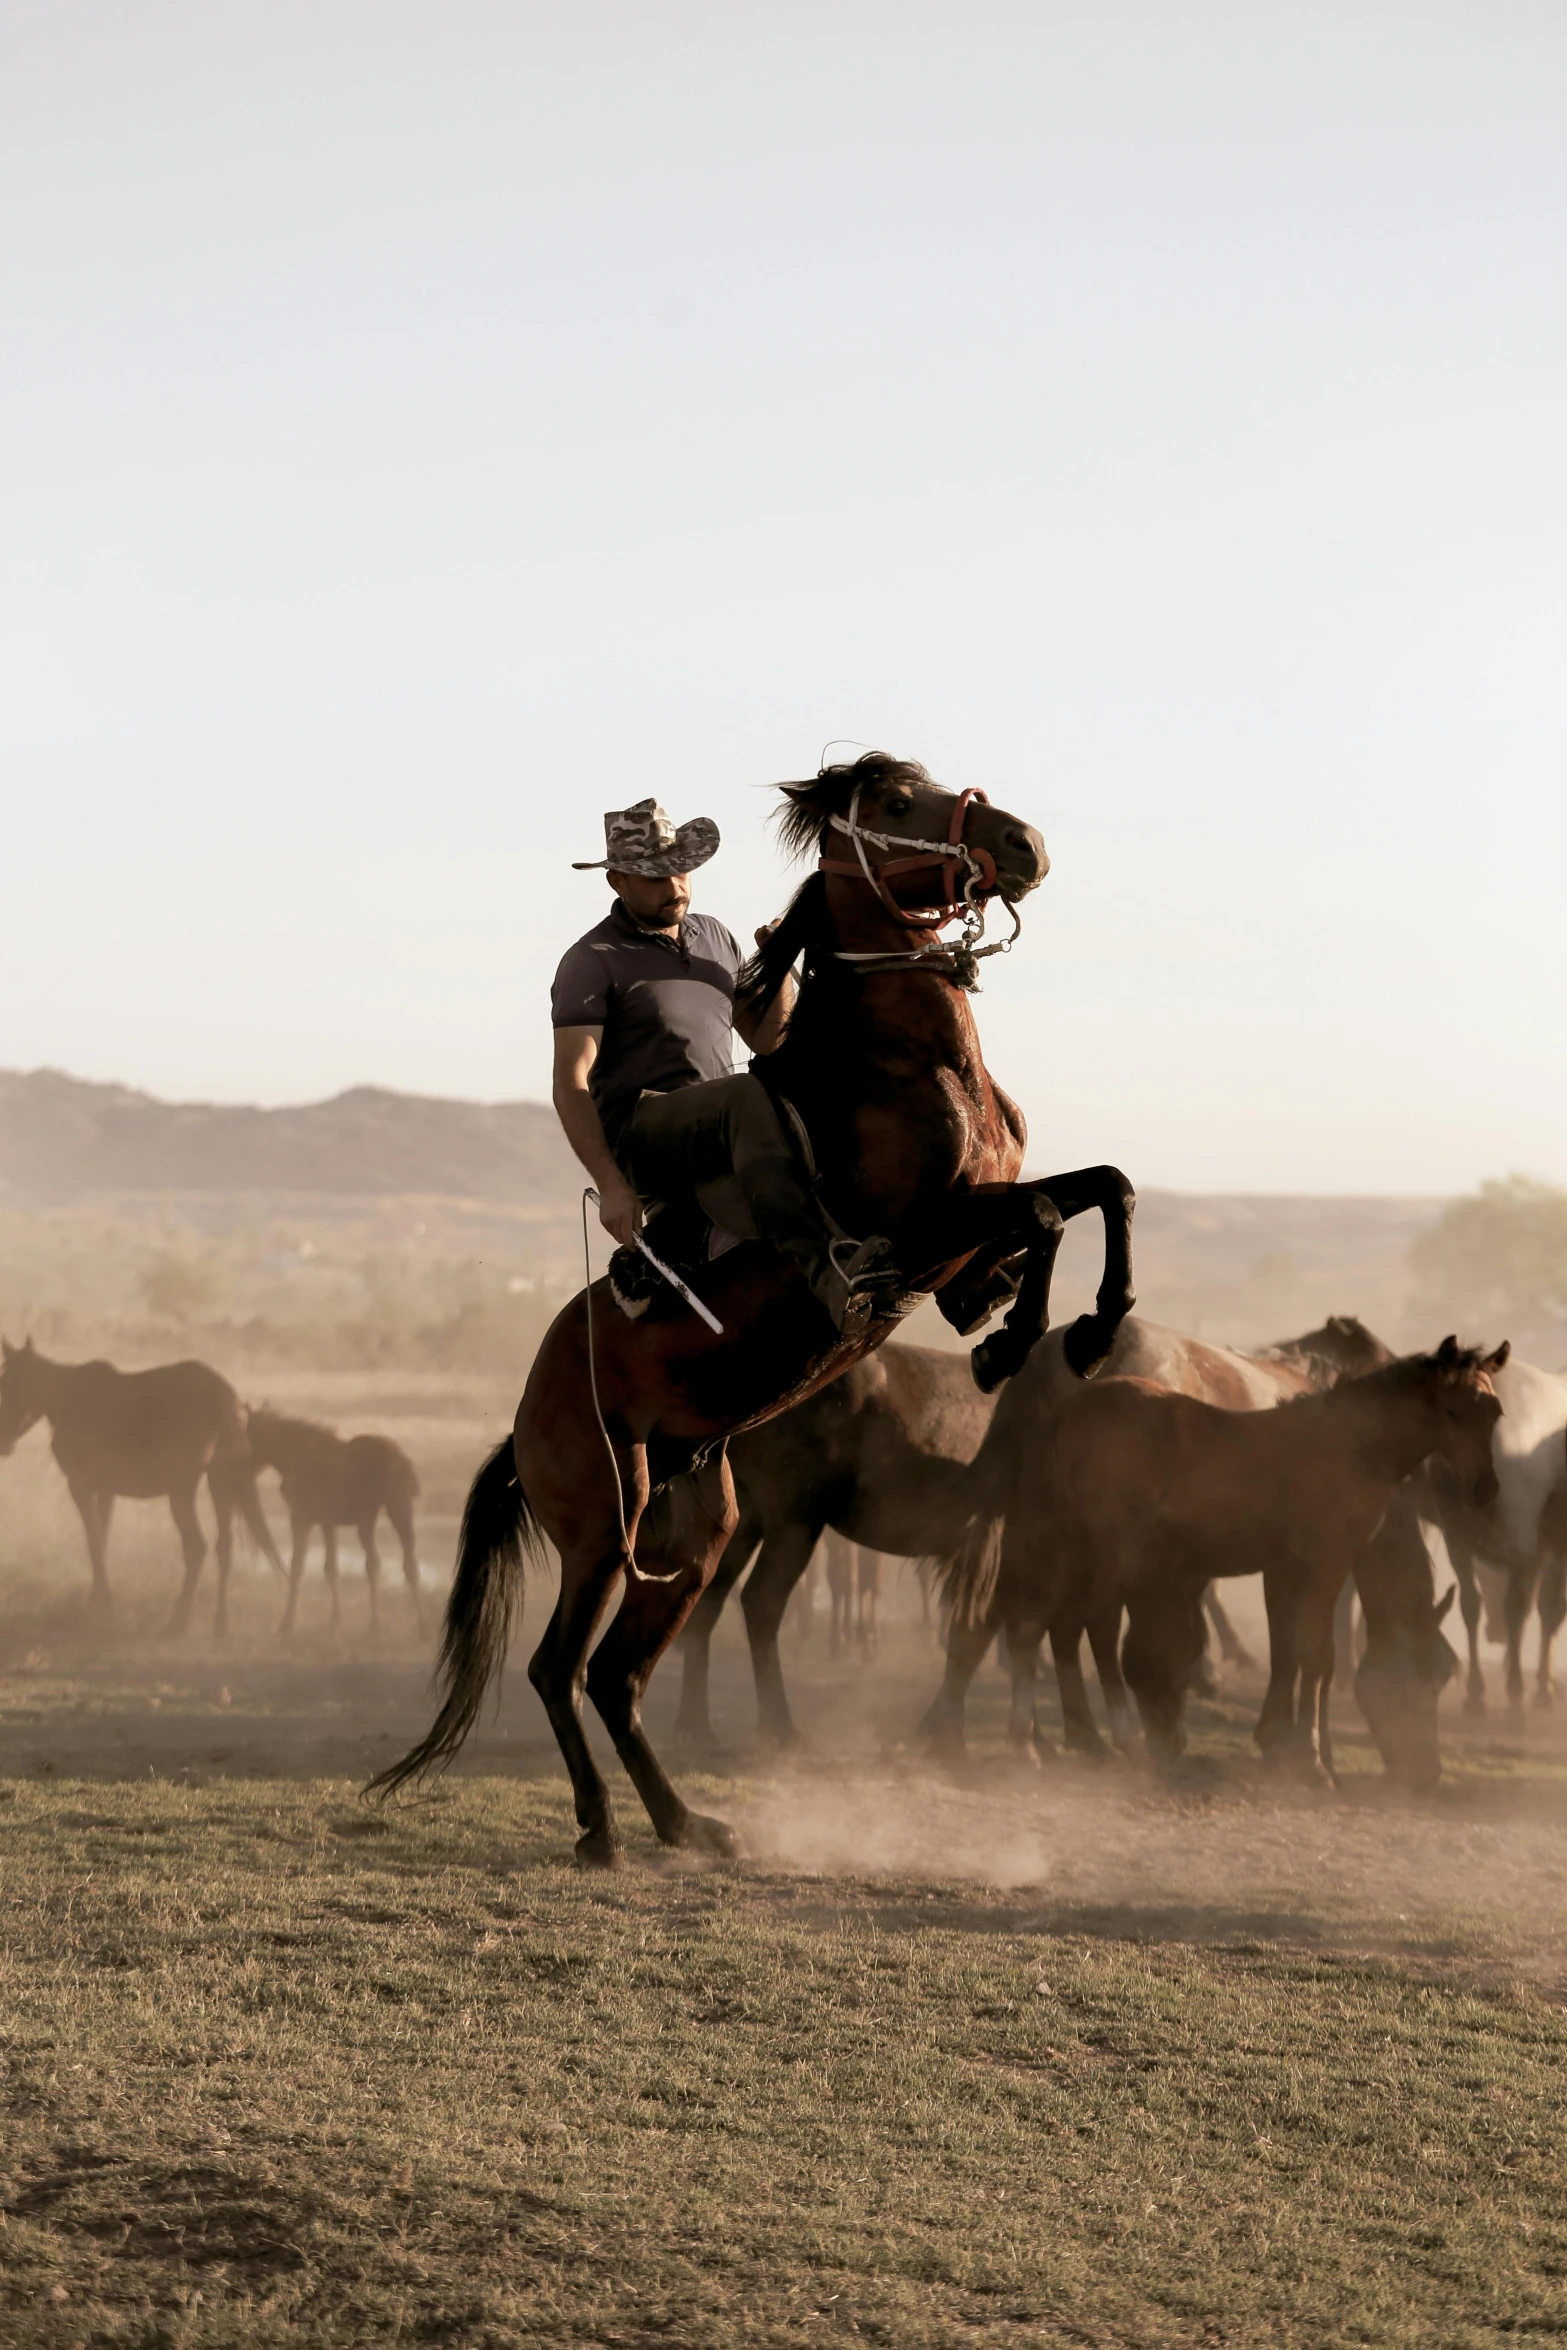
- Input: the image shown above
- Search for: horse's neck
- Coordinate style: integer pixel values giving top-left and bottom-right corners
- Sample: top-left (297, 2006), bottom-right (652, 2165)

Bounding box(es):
top-left (29, 1356), bottom-right (72, 1424)
top-left (1334, 1377), bottom-right (1438, 1486)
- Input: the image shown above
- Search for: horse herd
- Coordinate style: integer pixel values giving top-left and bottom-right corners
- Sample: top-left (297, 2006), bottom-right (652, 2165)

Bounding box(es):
top-left (0, 1336), bottom-right (422, 1638)
top-left (2, 1308), bottom-right (1563, 1800)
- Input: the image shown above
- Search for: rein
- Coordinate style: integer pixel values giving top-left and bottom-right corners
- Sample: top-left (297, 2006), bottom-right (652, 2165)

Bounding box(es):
top-left (818, 782), bottom-right (1021, 992)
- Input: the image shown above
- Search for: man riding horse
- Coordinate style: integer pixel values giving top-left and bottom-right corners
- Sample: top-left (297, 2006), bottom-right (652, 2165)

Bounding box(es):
top-left (376, 750), bottom-right (1136, 1866)
top-left (552, 794), bottom-right (905, 1334)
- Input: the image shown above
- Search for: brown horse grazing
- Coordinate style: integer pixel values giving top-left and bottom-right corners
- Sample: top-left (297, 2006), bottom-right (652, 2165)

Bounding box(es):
top-left (372, 750), bottom-right (1136, 1864)
top-left (923, 1312), bottom-right (1392, 1758)
top-left (1352, 1482), bottom-right (1461, 1792)
top-left (0, 1336), bottom-right (284, 1631)
top-left (946, 1339), bottom-right (1506, 1786)
top-left (245, 1407), bottom-right (423, 1637)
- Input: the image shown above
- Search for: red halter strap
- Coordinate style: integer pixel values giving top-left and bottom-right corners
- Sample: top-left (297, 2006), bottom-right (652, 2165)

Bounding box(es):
top-left (818, 785), bottom-right (1000, 930)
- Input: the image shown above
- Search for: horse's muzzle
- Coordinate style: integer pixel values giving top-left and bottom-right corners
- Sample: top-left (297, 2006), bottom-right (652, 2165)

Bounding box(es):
top-left (993, 824), bottom-right (1049, 900)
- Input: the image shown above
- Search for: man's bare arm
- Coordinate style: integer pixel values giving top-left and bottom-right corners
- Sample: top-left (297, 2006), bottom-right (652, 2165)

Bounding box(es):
top-left (734, 927), bottom-right (795, 1055)
top-left (551, 1027), bottom-right (641, 1246)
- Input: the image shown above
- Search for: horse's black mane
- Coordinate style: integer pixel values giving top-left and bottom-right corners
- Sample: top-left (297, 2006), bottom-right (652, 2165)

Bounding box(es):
top-left (737, 751), bottom-right (935, 1019)
top-left (772, 749), bottom-right (934, 862)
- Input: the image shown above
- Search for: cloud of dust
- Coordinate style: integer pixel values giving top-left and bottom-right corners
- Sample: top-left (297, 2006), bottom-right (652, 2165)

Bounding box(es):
top-left (730, 1766), bottom-right (1567, 1939)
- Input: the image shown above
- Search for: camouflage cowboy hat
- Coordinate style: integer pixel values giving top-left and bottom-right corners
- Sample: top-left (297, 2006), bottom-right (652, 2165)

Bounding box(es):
top-left (572, 797), bottom-right (720, 879)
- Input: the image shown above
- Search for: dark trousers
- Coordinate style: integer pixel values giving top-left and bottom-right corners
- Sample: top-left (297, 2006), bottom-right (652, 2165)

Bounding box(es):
top-left (619, 1074), bottom-right (833, 1285)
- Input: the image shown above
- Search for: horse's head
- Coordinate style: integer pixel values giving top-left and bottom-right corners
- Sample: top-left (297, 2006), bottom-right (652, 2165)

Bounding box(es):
top-left (1421, 1335), bottom-right (1508, 1506)
top-left (1291, 1314), bottom-right (1395, 1378)
top-left (777, 751), bottom-right (1048, 926)
top-left (0, 1336), bottom-right (51, 1456)
top-left (245, 1404), bottom-right (283, 1468)
top-left (1356, 1582), bottom-right (1459, 1795)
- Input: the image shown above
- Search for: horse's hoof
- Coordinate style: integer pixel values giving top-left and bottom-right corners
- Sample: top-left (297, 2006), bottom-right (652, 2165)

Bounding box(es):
top-left (678, 1812), bottom-right (739, 1860)
top-left (1464, 1691), bottom-right (1486, 1718)
top-left (758, 1719), bottom-right (804, 1756)
top-left (574, 1829), bottom-right (625, 1871)
top-left (1063, 1313), bottom-right (1115, 1380)
top-left (1535, 1684), bottom-right (1556, 1710)
top-left (971, 1334), bottom-right (1021, 1394)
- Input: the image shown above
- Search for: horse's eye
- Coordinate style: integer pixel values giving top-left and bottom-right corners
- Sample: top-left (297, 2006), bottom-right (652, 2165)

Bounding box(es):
top-left (887, 795), bottom-right (914, 816)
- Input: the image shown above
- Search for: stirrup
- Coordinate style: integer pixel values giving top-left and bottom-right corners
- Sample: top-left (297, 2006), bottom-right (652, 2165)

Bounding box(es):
top-left (818, 1234), bottom-right (904, 1336)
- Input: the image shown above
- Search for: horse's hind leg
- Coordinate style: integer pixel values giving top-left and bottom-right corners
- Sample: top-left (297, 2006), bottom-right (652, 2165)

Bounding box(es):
top-left (1449, 1534), bottom-right (1486, 1714)
top-left (1537, 1549), bottom-right (1566, 1706)
top-left (279, 1512), bottom-right (311, 1637)
top-left (674, 1501), bottom-right (760, 1749)
top-left (67, 1477), bottom-right (114, 1613)
top-left (168, 1484), bottom-right (208, 1634)
top-left (584, 1456), bottom-right (741, 1857)
top-left (1049, 1618), bottom-right (1103, 1757)
top-left (920, 1606), bottom-right (997, 1755)
top-left (1204, 1584), bottom-right (1257, 1672)
top-left (1086, 1602), bottom-right (1137, 1750)
top-left (741, 1521), bottom-right (823, 1749)
top-left (323, 1526), bottom-right (343, 1633)
top-left (1001, 1622), bottom-right (1045, 1758)
top-left (387, 1495), bottom-right (423, 1632)
top-left (359, 1516), bottom-right (383, 1637)
top-left (212, 1488), bottom-right (234, 1638)
top-left (1503, 1567), bottom-right (1534, 1716)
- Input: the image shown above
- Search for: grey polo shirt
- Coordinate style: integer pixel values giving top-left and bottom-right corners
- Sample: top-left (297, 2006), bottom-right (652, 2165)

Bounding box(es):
top-left (551, 900), bottom-right (744, 1151)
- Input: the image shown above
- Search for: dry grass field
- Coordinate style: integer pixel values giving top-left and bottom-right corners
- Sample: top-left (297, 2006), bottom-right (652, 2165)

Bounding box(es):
top-left (3, 1374), bottom-right (1567, 2348)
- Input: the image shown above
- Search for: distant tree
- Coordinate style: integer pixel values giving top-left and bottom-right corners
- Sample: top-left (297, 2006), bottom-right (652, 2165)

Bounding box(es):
top-left (1408, 1176), bottom-right (1567, 1350)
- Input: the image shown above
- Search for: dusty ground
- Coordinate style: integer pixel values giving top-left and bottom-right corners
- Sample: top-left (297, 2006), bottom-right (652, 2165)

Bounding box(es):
top-left (2, 1374), bottom-right (1566, 2345)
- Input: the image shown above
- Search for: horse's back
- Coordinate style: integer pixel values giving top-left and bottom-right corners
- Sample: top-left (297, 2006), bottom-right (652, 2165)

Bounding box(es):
top-left (343, 1433), bottom-right (419, 1515)
top-left (52, 1356), bottom-right (242, 1492)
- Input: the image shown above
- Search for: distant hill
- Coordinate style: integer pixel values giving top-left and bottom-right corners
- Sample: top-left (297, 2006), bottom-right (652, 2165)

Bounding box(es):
top-left (0, 1067), bottom-right (1445, 1343)
top-left (0, 1068), bottom-right (580, 1209)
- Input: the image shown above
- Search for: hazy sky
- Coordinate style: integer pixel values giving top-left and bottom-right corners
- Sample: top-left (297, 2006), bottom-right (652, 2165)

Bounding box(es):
top-left (3, 1), bottom-right (1564, 1192)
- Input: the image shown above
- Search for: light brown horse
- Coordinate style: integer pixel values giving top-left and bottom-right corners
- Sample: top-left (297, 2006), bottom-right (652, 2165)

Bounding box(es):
top-left (245, 1407), bottom-right (422, 1637)
top-left (0, 1337), bottom-right (283, 1632)
top-left (373, 750), bottom-right (1136, 1864)
top-left (945, 1339), bottom-right (1506, 1784)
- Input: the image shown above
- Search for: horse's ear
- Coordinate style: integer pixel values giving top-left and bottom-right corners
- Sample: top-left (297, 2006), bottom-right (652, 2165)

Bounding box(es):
top-left (1485, 1340), bottom-right (1511, 1373)
top-left (1436, 1334), bottom-right (1460, 1367)
top-left (22, 1335), bottom-right (35, 1356)
top-left (1434, 1586), bottom-right (1456, 1626)
top-left (0, 1338), bottom-right (11, 1364)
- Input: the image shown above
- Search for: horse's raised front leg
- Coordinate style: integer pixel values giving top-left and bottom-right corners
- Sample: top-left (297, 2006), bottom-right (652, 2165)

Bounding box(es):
top-left (673, 1499), bottom-right (760, 1750)
top-left (928, 1164), bottom-right (1136, 1393)
top-left (584, 1454), bottom-right (741, 1857)
top-left (1035, 1164), bottom-right (1138, 1379)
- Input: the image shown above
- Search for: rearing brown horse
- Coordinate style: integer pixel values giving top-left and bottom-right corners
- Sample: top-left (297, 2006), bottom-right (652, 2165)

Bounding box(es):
top-left (372, 752), bottom-right (1136, 1864)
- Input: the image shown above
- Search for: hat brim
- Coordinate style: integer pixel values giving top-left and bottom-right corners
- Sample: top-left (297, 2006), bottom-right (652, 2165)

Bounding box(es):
top-left (572, 817), bottom-right (720, 878)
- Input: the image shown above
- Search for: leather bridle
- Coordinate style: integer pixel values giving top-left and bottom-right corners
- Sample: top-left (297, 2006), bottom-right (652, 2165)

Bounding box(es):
top-left (816, 781), bottom-right (1023, 991)
top-left (818, 784), bottom-right (999, 930)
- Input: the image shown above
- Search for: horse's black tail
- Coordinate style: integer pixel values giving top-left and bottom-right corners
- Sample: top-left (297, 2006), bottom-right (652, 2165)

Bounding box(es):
top-left (366, 1439), bottom-right (542, 1800)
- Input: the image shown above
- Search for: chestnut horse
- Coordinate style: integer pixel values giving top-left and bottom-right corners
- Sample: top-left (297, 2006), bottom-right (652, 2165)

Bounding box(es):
top-left (373, 751), bottom-right (1136, 1863)
top-left (0, 1337), bottom-right (284, 1632)
top-left (944, 1339), bottom-right (1506, 1785)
